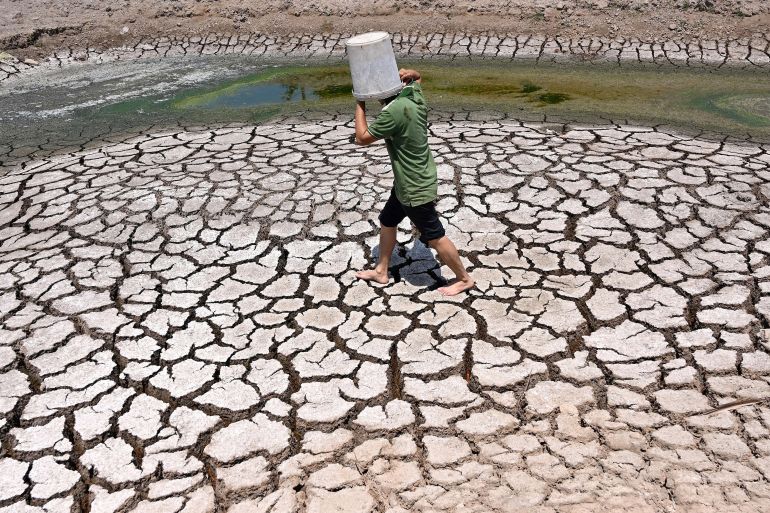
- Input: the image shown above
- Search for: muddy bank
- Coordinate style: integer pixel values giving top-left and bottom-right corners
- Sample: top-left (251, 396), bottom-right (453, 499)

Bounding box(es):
top-left (3, 31), bottom-right (770, 86)
top-left (2, 1), bottom-right (770, 59)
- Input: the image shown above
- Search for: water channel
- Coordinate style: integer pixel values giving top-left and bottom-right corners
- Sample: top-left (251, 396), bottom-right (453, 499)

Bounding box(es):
top-left (2, 54), bottom-right (770, 162)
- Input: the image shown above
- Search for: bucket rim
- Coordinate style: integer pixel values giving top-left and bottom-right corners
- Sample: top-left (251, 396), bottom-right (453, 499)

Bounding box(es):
top-left (352, 83), bottom-right (404, 101)
top-left (346, 31), bottom-right (391, 47)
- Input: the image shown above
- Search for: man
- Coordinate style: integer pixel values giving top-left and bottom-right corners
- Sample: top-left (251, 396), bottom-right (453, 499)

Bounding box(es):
top-left (353, 68), bottom-right (474, 296)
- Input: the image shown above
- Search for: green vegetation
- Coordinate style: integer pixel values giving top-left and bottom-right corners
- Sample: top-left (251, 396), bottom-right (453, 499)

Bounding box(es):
top-left (520, 81), bottom-right (542, 94)
top-left (537, 92), bottom-right (570, 104)
top-left (102, 60), bottom-right (770, 139)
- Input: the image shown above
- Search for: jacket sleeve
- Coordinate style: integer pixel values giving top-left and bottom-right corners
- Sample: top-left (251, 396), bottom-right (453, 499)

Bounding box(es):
top-left (367, 109), bottom-right (399, 139)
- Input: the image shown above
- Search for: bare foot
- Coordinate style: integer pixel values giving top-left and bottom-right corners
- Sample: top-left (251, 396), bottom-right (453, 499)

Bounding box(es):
top-left (355, 269), bottom-right (389, 284)
top-left (438, 278), bottom-right (475, 296)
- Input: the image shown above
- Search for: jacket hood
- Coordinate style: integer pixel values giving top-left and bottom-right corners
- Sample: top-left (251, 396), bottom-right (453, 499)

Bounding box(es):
top-left (397, 83), bottom-right (423, 104)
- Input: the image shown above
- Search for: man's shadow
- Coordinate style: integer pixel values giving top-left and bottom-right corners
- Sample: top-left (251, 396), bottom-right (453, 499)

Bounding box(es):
top-left (371, 239), bottom-right (447, 289)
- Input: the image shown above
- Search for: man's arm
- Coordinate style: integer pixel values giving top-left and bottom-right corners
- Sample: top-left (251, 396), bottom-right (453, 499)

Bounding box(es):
top-left (354, 101), bottom-right (378, 146)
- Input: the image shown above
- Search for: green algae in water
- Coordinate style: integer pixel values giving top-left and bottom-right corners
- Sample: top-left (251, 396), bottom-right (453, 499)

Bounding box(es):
top-left (520, 81), bottom-right (542, 94)
top-left (426, 82), bottom-right (525, 98)
top-left (9, 57), bottom-right (770, 163)
top-left (537, 92), bottom-right (570, 104)
top-left (413, 62), bottom-right (770, 137)
top-left (97, 60), bottom-right (770, 140)
top-left (315, 83), bottom-right (355, 99)
top-left (691, 93), bottom-right (770, 127)
top-left (172, 66), bottom-right (352, 110)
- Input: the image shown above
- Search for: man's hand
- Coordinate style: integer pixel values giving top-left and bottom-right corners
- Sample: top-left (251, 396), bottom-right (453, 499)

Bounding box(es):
top-left (399, 68), bottom-right (421, 84)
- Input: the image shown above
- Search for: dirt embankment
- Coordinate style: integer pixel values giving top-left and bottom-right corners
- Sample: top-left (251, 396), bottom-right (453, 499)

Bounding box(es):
top-left (2, 1), bottom-right (769, 59)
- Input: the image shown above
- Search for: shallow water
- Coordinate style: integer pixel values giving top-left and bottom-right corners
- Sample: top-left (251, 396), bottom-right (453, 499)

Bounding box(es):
top-left (2, 55), bottom-right (770, 160)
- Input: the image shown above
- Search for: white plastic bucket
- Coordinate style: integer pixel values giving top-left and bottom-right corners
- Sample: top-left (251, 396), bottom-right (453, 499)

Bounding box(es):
top-left (345, 32), bottom-right (403, 101)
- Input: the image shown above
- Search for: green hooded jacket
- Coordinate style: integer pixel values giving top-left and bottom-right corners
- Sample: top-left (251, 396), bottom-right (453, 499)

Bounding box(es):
top-left (367, 83), bottom-right (438, 207)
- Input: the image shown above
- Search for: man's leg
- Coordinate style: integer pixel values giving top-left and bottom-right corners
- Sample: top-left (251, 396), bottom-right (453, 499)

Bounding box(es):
top-left (405, 200), bottom-right (474, 296)
top-left (356, 224), bottom-right (397, 284)
top-left (428, 236), bottom-right (475, 296)
top-left (356, 190), bottom-right (405, 284)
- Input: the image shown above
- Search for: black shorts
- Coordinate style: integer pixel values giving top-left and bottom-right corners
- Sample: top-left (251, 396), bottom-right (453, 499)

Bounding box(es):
top-left (378, 189), bottom-right (446, 244)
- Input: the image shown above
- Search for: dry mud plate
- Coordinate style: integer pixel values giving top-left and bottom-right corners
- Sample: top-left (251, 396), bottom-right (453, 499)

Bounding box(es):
top-left (2, 113), bottom-right (770, 512)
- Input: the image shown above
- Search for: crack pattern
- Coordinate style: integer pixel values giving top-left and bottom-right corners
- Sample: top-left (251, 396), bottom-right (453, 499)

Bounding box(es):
top-left (1, 115), bottom-right (770, 512)
top-left (2, 31), bottom-right (770, 83)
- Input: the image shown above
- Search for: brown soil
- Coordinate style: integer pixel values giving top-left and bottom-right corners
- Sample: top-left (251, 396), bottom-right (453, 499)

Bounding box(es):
top-left (2, 1), bottom-right (769, 60)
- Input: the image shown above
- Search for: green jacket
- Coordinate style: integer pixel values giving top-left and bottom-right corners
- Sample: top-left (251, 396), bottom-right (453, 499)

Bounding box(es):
top-left (367, 83), bottom-right (438, 207)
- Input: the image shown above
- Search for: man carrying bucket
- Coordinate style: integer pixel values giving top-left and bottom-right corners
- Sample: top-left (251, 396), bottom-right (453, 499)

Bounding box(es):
top-left (353, 68), bottom-right (475, 296)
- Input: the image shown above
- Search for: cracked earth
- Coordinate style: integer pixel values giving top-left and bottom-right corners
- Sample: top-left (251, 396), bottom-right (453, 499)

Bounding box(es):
top-left (2, 112), bottom-right (770, 512)
top-left (3, 31), bottom-right (770, 83)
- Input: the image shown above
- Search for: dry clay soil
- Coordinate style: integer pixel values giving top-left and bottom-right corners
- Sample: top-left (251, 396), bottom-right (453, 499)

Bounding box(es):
top-left (2, 0), bottom-right (770, 60)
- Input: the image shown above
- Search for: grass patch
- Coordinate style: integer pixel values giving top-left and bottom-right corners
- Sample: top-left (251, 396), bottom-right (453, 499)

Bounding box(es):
top-left (537, 92), bottom-right (570, 104)
top-left (521, 81), bottom-right (542, 94)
